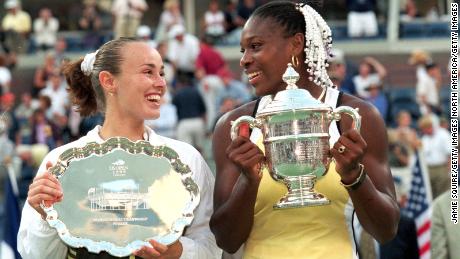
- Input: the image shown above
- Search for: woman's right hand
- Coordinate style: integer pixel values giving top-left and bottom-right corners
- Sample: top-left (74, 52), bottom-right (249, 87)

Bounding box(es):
top-left (27, 162), bottom-right (63, 219)
top-left (226, 135), bottom-right (265, 183)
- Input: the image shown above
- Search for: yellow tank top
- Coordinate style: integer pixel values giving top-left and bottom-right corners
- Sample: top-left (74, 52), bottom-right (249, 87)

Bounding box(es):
top-left (244, 91), bottom-right (358, 259)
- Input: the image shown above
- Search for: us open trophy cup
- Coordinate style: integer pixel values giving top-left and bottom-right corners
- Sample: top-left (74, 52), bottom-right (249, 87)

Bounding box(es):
top-left (231, 63), bottom-right (361, 209)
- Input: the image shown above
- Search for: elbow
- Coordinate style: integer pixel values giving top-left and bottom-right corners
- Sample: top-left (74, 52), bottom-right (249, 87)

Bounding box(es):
top-left (215, 237), bottom-right (242, 254)
top-left (210, 216), bottom-right (244, 254)
top-left (377, 207), bottom-right (400, 244)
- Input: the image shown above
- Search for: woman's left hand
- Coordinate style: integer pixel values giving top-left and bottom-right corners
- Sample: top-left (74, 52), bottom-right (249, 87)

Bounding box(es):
top-left (133, 240), bottom-right (182, 259)
top-left (330, 129), bottom-right (367, 184)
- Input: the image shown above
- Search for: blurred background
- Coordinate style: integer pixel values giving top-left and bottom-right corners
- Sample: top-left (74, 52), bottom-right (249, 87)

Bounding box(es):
top-left (0, 0), bottom-right (455, 258)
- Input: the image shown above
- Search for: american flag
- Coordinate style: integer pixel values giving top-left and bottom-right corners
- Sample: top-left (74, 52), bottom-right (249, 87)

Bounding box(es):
top-left (402, 151), bottom-right (433, 259)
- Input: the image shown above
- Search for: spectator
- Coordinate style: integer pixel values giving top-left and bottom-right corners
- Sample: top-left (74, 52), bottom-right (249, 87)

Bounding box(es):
top-left (364, 82), bottom-right (388, 120)
top-left (145, 91), bottom-right (177, 139)
top-left (221, 0), bottom-right (241, 45)
top-left (215, 67), bottom-right (252, 109)
top-left (1, 0), bottom-right (31, 53)
top-left (418, 115), bottom-right (450, 198)
top-left (199, 75), bottom-right (224, 132)
top-left (156, 41), bottom-right (175, 87)
top-left (346, 0), bottom-right (378, 38)
top-left (14, 92), bottom-right (36, 145)
top-left (195, 37), bottom-right (226, 80)
top-left (53, 37), bottom-right (68, 68)
top-left (0, 54), bottom-right (12, 94)
top-left (167, 24), bottom-right (200, 84)
top-left (400, 0), bottom-right (420, 22)
top-left (33, 53), bottom-right (56, 98)
top-left (235, 0), bottom-right (259, 28)
top-left (389, 110), bottom-right (421, 152)
top-left (155, 0), bottom-right (184, 42)
top-left (30, 109), bottom-right (61, 150)
top-left (352, 56), bottom-right (387, 99)
top-left (431, 190), bottom-right (460, 259)
top-left (327, 48), bottom-right (356, 95)
top-left (111, 0), bottom-right (148, 38)
top-left (172, 81), bottom-right (207, 153)
top-left (212, 96), bottom-right (237, 132)
top-left (39, 71), bottom-right (69, 119)
top-left (203, 0), bottom-right (226, 45)
top-left (0, 92), bottom-right (18, 141)
top-left (416, 62), bottom-right (442, 115)
top-left (78, 4), bottom-right (102, 50)
top-left (33, 8), bottom-right (59, 52)
top-left (223, 0), bottom-right (238, 33)
top-left (136, 25), bottom-right (157, 49)
top-left (387, 110), bottom-right (420, 168)
top-left (0, 117), bottom-right (15, 190)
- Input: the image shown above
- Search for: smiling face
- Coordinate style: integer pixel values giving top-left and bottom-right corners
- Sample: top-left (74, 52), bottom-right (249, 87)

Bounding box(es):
top-left (109, 42), bottom-right (166, 121)
top-left (240, 17), bottom-right (293, 96)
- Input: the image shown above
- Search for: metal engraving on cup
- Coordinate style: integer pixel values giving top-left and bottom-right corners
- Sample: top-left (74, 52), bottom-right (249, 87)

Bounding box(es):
top-left (43, 137), bottom-right (200, 257)
top-left (231, 63), bottom-right (361, 209)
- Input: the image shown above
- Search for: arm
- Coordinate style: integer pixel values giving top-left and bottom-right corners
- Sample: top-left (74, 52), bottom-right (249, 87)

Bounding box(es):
top-left (17, 155), bottom-right (67, 259)
top-left (179, 152), bottom-right (222, 258)
top-left (134, 147), bottom-right (221, 259)
top-left (332, 97), bottom-right (399, 243)
top-left (364, 56), bottom-right (387, 80)
top-left (209, 103), bottom-right (265, 253)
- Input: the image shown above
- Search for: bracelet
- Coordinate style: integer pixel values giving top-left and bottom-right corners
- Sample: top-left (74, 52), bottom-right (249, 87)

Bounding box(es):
top-left (340, 163), bottom-right (366, 190)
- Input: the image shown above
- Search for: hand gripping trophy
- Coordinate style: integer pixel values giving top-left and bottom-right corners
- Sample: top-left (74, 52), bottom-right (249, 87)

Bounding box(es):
top-left (231, 63), bottom-right (361, 209)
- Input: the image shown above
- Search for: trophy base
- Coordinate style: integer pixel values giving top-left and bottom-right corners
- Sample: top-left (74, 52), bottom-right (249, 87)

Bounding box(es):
top-left (273, 192), bottom-right (330, 209)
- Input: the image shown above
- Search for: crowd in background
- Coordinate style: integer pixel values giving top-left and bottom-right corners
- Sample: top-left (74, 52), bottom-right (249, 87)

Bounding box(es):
top-left (0, 0), bottom-right (456, 258)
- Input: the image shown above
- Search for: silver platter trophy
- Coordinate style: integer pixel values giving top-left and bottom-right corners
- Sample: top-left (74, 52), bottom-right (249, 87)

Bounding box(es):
top-left (42, 137), bottom-right (200, 257)
top-left (231, 64), bottom-right (361, 209)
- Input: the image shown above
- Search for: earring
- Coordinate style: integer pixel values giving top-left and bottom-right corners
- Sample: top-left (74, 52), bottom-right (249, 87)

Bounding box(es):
top-left (108, 92), bottom-right (114, 97)
top-left (291, 55), bottom-right (299, 68)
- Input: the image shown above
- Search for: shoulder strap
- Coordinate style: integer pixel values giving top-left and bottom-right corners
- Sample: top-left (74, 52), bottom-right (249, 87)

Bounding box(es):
top-left (252, 97), bottom-right (262, 117)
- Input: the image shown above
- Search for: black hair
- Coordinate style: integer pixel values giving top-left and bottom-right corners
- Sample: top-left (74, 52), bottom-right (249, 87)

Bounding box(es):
top-left (251, 1), bottom-right (306, 38)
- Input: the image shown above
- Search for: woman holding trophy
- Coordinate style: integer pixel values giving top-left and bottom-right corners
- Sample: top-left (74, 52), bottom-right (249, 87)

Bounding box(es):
top-left (18, 38), bottom-right (221, 259)
top-left (210, 1), bottom-right (399, 258)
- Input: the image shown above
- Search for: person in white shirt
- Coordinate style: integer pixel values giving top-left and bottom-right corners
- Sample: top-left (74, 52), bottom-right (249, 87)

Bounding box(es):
top-left (0, 54), bottom-right (12, 94)
top-left (352, 56), bottom-right (387, 99)
top-left (111, 0), bottom-right (148, 38)
top-left (416, 63), bottom-right (442, 115)
top-left (418, 115), bottom-right (450, 199)
top-left (167, 24), bottom-right (200, 82)
top-left (17, 38), bottom-right (221, 259)
top-left (203, 0), bottom-right (226, 45)
top-left (39, 71), bottom-right (69, 118)
top-left (155, 0), bottom-right (184, 43)
top-left (33, 8), bottom-right (59, 51)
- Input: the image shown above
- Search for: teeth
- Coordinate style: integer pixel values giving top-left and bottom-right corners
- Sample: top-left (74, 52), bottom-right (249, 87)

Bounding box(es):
top-left (146, 95), bottom-right (160, 101)
top-left (247, 71), bottom-right (261, 80)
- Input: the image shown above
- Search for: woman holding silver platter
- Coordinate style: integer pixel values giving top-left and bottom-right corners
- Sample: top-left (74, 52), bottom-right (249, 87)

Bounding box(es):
top-left (18, 38), bottom-right (221, 259)
top-left (210, 1), bottom-right (399, 258)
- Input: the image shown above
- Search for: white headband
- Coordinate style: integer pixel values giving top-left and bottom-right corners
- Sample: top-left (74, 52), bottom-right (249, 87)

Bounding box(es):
top-left (81, 50), bottom-right (99, 76)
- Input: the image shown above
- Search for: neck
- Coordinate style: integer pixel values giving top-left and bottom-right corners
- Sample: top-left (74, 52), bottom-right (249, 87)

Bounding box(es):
top-left (296, 75), bottom-right (326, 101)
top-left (100, 109), bottom-right (145, 141)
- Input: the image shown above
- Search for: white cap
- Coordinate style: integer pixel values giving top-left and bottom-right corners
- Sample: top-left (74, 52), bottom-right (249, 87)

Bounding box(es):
top-left (137, 25), bottom-right (151, 38)
top-left (5, 0), bottom-right (19, 9)
top-left (329, 48), bottom-right (345, 64)
top-left (168, 24), bottom-right (185, 39)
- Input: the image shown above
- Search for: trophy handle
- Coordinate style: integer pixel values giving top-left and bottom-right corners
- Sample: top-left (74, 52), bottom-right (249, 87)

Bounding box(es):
top-left (230, 116), bottom-right (262, 140)
top-left (331, 106), bottom-right (361, 132)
